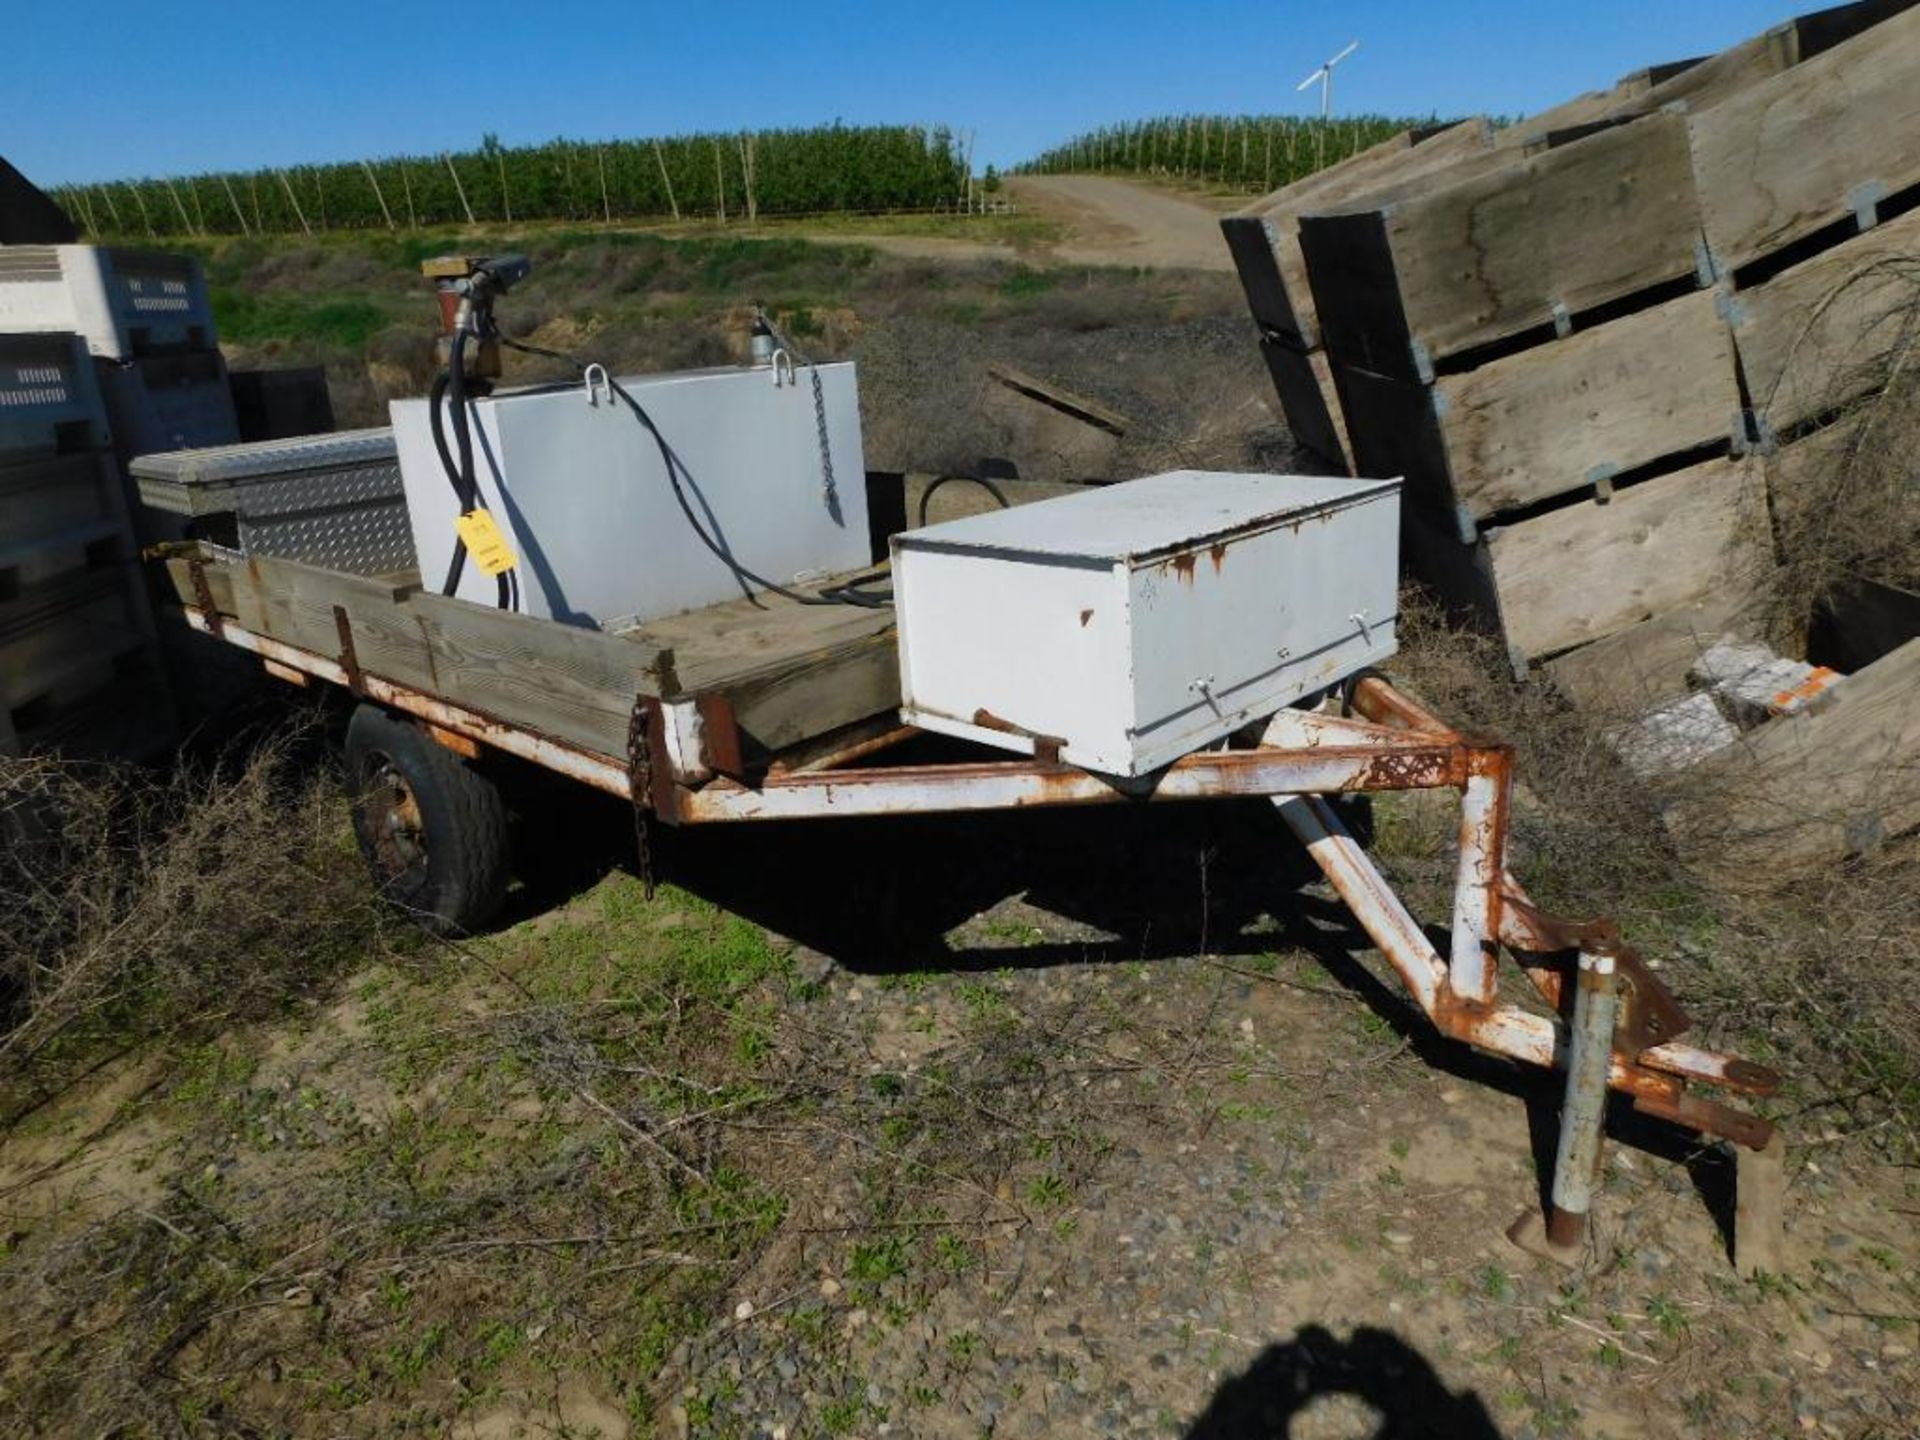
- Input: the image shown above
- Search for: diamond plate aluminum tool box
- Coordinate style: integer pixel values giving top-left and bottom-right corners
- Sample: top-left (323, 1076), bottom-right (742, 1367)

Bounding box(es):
top-left (0, 245), bottom-right (216, 359)
top-left (892, 470), bottom-right (1402, 777)
top-left (390, 362), bottom-right (869, 627)
top-left (131, 429), bottom-right (415, 575)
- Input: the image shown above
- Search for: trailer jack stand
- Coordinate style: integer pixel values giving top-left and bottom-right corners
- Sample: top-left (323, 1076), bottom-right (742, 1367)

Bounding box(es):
top-left (1507, 949), bottom-right (1622, 1268)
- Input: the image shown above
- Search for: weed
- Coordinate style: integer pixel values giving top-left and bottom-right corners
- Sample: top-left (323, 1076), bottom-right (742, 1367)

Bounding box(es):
top-left (848, 1236), bottom-right (909, 1289)
top-left (1025, 1173), bottom-right (1071, 1209)
top-left (1477, 1265), bottom-right (1514, 1302)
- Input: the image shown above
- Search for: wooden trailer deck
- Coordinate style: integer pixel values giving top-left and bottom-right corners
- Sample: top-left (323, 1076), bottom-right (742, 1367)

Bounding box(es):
top-left (161, 545), bottom-right (901, 774)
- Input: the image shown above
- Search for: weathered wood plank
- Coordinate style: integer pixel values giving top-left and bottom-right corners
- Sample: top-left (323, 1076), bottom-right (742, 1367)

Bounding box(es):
top-left (1348, 291), bottom-right (1740, 520)
top-left (166, 547), bottom-right (910, 764)
top-left (1692, 3), bottom-right (1920, 273)
top-left (1541, 593), bottom-right (1759, 716)
top-left (985, 365), bottom-right (1130, 435)
top-left (722, 630), bottom-right (901, 760)
top-left (1302, 113), bottom-right (1704, 380)
top-left (1495, 58), bottom-right (1705, 151)
top-left (1759, 411), bottom-right (1867, 540)
top-left (1729, 204), bottom-right (1920, 436)
top-left (1487, 456), bottom-right (1775, 660)
top-left (1225, 119), bottom-right (1497, 347)
top-left (1667, 638), bottom-right (1920, 879)
top-left (407, 592), bottom-right (673, 754)
top-left (166, 551), bottom-right (674, 757)
top-left (1258, 338), bottom-right (1350, 472)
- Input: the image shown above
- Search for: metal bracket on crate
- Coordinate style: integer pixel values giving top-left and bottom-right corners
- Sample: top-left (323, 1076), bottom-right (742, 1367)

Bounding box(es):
top-left (1585, 463), bottom-right (1619, 504)
top-left (332, 606), bottom-right (365, 696)
top-left (1409, 341), bottom-right (1436, 387)
top-left (185, 554), bottom-right (224, 640)
top-left (1847, 180), bottom-right (1887, 233)
top-left (1694, 237), bottom-right (1720, 288)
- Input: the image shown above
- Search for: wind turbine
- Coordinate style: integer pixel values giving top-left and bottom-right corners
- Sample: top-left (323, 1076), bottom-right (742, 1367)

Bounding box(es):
top-left (1296, 40), bottom-right (1360, 170)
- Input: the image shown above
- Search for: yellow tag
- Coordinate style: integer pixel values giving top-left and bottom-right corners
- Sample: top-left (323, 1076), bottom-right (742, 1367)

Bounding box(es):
top-left (454, 509), bottom-right (517, 577)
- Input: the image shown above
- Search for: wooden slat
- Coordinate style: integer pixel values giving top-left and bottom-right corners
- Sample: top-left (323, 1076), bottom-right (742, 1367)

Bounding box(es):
top-left (1301, 113), bottom-right (1704, 380)
top-left (1667, 638), bottom-right (1920, 879)
top-left (166, 552), bottom-right (674, 758)
top-left (985, 365), bottom-right (1130, 436)
top-left (1258, 338), bottom-right (1350, 472)
top-left (1486, 456), bottom-right (1775, 660)
top-left (1342, 291), bottom-right (1741, 521)
top-left (168, 547), bottom-right (910, 764)
top-left (1730, 204), bottom-right (1920, 436)
top-left (1692, 3), bottom-right (1920, 273)
top-left (1495, 58), bottom-right (1706, 151)
top-left (1759, 412), bottom-right (1867, 540)
top-left (1542, 593), bottom-right (1757, 715)
top-left (1225, 119), bottom-right (1498, 348)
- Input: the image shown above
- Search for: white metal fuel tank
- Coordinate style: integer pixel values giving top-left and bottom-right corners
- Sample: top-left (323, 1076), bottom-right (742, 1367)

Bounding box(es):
top-left (892, 470), bottom-right (1402, 777)
top-left (390, 362), bottom-right (869, 627)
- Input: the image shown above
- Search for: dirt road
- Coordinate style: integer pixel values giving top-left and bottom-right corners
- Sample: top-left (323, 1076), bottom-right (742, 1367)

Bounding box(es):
top-left (822, 176), bottom-right (1240, 270)
top-left (1006, 174), bottom-right (1238, 271)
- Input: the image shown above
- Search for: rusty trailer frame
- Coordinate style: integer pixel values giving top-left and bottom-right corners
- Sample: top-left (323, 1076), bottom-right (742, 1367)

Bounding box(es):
top-left (181, 601), bottom-right (1782, 1263)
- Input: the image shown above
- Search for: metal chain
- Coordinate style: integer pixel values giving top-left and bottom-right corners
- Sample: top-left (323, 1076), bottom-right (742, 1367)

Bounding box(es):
top-left (625, 696), bottom-right (656, 899)
top-left (759, 308), bottom-right (839, 512)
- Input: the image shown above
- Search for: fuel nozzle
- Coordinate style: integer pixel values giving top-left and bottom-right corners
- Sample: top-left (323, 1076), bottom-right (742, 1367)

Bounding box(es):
top-left (422, 254), bottom-right (533, 379)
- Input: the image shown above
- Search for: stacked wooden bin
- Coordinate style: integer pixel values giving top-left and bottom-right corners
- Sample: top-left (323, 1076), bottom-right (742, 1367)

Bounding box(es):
top-left (1226, 0), bottom-right (1920, 874)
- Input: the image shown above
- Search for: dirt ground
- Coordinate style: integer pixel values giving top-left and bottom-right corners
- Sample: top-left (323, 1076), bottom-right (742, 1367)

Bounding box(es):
top-left (3, 783), bottom-right (1916, 1438)
top-left (1002, 176), bottom-right (1240, 271)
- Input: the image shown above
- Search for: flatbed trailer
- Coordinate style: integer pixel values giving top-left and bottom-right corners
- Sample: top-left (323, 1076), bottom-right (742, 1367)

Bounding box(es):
top-left (157, 541), bottom-right (1787, 1269)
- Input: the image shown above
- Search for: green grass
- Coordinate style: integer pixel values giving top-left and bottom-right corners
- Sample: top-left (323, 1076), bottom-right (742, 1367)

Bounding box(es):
top-left (209, 289), bottom-right (392, 347)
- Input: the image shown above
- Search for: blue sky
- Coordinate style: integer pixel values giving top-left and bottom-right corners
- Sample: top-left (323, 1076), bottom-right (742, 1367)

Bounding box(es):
top-left (9, 2), bottom-right (1795, 186)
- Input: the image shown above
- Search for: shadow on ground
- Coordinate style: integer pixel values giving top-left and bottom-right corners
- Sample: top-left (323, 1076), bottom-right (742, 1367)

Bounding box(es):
top-left (1187, 1325), bottom-right (1503, 1439)
top-left (500, 734), bottom-right (1742, 1259)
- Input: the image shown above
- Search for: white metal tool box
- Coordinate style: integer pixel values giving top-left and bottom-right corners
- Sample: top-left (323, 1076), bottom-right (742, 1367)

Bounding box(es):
top-left (892, 470), bottom-right (1402, 776)
top-left (389, 362), bottom-right (869, 628)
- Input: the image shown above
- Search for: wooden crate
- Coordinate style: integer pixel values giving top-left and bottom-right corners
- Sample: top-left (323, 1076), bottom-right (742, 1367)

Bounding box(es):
top-left (1301, 113), bottom-right (1706, 381)
top-left (1221, 118), bottom-right (1497, 348)
top-left (1692, 2), bottom-right (1920, 274)
top-left (1402, 454), bottom-right (1775, 666)
top-left (1728, 204), bottom-right (1920, 438)
top-left (1337, 290), bottom-right (1742, 523)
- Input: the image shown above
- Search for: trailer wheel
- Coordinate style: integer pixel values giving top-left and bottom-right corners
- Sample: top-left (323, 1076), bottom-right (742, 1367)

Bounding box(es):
top-left (345, 704), bottom-right (510, 935)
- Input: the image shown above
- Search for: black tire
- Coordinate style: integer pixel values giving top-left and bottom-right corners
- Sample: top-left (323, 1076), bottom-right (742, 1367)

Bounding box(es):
top-left (344, 703), bottom-right (510, 935)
